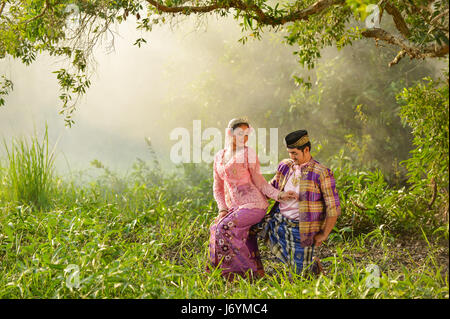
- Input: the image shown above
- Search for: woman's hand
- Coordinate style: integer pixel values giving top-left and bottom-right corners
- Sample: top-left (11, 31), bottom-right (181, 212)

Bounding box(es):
top-left (218, 209), bottom-right (229, 219)
top-left (215, 209), bottom-right (229, 223)
top-left (278, 191), bottom-right (298, 201)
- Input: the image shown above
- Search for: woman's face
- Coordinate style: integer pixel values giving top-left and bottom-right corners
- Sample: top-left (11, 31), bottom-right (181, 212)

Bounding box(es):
top-left (232, 124), bottom-right (250, 148)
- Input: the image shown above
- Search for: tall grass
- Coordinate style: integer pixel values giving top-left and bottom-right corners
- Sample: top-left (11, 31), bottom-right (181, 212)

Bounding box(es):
top-left (0, 135), bottom-right (447, 299)
top-left (2, 126), bottom-right (56, 210)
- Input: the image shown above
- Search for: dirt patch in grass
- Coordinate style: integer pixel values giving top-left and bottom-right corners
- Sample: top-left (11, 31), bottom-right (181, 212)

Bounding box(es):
top-left (259, 236), bottom-right (449, 278)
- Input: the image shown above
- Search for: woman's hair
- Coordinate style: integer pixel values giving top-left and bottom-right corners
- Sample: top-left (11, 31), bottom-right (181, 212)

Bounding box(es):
top-left (227, 117), bottom-right (250, 130)
top-left (232, 122), bottom-right (249, 130)
top-left (225, 117), bottom-right (251, 150)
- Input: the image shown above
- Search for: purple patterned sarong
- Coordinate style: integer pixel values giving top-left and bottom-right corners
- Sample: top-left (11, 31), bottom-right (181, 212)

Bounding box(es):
top-left (208, 207), bottom-right (266, 280)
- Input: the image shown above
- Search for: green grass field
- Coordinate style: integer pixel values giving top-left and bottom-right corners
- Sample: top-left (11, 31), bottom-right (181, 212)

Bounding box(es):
top-left (0, 133), bottom-right (448, 299)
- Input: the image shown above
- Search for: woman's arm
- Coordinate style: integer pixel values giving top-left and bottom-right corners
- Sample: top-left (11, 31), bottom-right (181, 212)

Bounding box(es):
top-left (213, 156), bottom-right (228, 212)
top-left (247, 148), bottom-right (281, 200)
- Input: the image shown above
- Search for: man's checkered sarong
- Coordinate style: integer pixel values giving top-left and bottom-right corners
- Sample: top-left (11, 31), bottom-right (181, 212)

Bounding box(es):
top-left (251, 205), bottom-right (320, 275)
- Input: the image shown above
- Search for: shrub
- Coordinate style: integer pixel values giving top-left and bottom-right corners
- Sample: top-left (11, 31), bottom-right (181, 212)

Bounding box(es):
top-left (397, 74), bottom-right (449, 230)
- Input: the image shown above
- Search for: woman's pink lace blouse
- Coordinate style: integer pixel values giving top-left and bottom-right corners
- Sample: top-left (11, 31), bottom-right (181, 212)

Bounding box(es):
top-left (213, 146), bottom-right (280, 211)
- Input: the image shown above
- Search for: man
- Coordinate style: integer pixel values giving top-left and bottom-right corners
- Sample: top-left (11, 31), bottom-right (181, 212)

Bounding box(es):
top-left (252, 129), bottom-right (341, 275)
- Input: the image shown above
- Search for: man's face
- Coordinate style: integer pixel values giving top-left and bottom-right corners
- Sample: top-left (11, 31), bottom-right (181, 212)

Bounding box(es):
top-left (287, 147), bottom-right (308, 165)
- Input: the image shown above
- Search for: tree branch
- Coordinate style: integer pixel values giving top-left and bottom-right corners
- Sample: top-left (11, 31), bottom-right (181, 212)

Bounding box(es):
top-left (145, 0), bottom-right (447, 63)
top-left (145, 0), bottom-right (346, 26)
top-left (21, 0), bottom-right (51, 25)
top-left (423, 42), bottom-right (450, 58)
top-left (279, 0), bottom-right (346, 24)
top-left (430, 8), bottom-right (449, 27)
top-left (0, 1), bottom-right (6, 18)
top-left (363, 28), bottom-right (419, 54)
top-left (362, 27), bottom-right (449, 65)
top-left (388, 49), bottom-right (406, 67)
top-left (145, 0), bottom-right (227, 14)
top-left (383, 1), bottom-right (410, 38)
top-left (404, 0), bottom-right (431, 24)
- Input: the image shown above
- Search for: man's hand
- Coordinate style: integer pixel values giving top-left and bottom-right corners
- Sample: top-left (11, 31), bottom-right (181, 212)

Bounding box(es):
top-left (313, 231), bottom-right (328, 247)
top-left (314, 216), bottom-right (338, 247)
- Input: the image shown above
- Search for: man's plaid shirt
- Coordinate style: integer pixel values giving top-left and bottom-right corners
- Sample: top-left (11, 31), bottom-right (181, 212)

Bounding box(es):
top-left (269, 157), bottom-right (341, 247)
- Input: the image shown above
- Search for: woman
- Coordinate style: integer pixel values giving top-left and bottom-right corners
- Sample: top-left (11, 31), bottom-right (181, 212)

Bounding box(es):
top-left (208, 117), bottom-right (296, 281)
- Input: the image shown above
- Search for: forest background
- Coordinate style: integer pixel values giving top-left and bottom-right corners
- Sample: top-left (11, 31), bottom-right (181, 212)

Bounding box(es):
top-left (0, 0), bottom-right (448, 298)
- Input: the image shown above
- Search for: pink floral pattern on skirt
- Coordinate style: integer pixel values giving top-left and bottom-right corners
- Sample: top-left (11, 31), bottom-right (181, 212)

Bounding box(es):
top-left (208, 207), bottom-right (266, 280)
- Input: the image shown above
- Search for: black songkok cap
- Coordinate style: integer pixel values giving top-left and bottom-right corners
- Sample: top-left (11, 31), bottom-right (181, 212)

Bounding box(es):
top-left (285, 130), bottom-right (309, 148)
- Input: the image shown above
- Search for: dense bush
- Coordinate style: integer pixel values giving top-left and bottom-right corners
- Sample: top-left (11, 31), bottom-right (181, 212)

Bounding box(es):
top-left (398, 74), bottom-right (449, 223)
top-left (330, 73), bottom-right (449, 238)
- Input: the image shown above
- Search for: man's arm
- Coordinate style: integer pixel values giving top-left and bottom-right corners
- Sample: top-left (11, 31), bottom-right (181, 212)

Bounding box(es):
top-left (314, 216), bottom-right (338, 247)
top-left (314, 168), bottom-right (341, 247)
